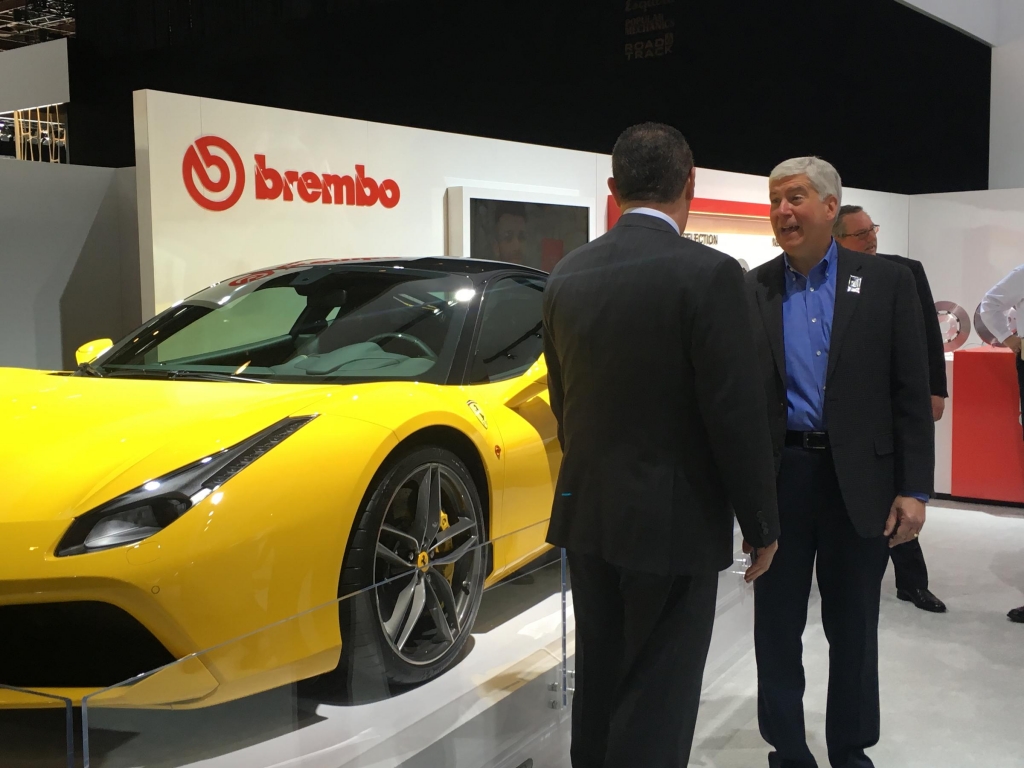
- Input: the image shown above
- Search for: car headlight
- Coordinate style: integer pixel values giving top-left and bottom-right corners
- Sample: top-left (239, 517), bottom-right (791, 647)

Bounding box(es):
top-left (55, 416), bottom-right (316, 556)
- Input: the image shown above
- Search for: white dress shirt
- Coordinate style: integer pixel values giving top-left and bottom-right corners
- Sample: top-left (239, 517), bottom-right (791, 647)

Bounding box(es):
top-left (622, 207), bottom-right (681, 235)
top-left (980, 265), bottom-right (1024, 342)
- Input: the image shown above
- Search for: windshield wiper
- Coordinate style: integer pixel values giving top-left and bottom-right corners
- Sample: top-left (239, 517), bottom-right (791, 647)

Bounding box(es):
top-left (76, 362), bottom-right (104, 378)
top-left (104, 369), bottom-right (268, 384)
top-left (167, 371), bottom-right (269, 384)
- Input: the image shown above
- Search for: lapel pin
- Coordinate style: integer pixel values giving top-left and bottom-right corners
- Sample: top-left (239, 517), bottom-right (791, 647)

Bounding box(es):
top-left (847, 275), bottom-right (862, 294)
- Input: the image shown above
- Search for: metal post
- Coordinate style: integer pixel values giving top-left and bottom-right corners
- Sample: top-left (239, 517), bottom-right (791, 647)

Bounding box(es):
top-left (82, 697), bottom-right (90, 768)
top-left (560, 547), bottom-right (568, 709)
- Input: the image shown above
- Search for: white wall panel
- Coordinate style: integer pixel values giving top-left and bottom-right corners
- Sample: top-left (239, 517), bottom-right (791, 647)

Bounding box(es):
top-left (990, 36), bottom-right (1024, 190)
top-left (909, 188), bottom-right (1024, 335)
top-left (0, 39), bottom-right (69, 114)
top-left (136, 90), bottom-right (911, 317)
top-left (0, 161), bottom-right (140, 370)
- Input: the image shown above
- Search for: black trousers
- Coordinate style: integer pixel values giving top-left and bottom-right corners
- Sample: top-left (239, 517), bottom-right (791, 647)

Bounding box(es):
top-left (567, 550), bottom-right (718, 768)
top-left (754, 447), bottom-right (889, 768)
top-left (889, 538), bottom-right (929, 591)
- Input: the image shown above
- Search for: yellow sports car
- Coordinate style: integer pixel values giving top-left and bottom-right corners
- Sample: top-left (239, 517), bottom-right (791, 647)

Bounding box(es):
top-left (0, 258), bottom-right (559, 707)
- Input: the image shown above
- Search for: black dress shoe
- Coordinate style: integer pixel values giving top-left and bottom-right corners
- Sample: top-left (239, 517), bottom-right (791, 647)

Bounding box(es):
top-left (1009, 606), bottom-right (1024, 623)
top-left (897, 588), bottom-right (947, 613)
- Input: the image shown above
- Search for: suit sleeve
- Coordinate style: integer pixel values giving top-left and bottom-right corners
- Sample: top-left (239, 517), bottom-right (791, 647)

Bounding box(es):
top-left (909, 260), bottom-right (948, 398)
top-left (890, 264), bottom-right (935, 497)
top-left (542, 284), bottom-right (566, 451)
top-left (691, 258), bottom-right (780, 548)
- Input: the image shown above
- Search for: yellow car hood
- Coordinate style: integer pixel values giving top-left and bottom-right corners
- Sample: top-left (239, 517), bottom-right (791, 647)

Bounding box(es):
top-left (0, 368), bottom-right (337, 524)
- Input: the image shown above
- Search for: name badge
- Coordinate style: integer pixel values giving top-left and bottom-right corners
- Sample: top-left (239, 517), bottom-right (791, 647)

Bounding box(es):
top-left (847, 275), bottom-right (862, 294)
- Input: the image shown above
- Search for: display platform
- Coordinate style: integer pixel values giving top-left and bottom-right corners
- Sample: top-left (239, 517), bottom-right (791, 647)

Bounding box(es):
top-left (1, 539), bottom-right (755, 768)
top-left (951, 346), bottom-right (1024, 503)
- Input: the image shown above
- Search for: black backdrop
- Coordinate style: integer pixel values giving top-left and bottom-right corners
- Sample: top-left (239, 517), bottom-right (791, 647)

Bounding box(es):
top-left (69, 0), bottom-right (991, 194)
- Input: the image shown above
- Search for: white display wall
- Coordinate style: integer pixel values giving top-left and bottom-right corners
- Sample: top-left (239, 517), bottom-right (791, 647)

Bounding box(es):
top-left (0, 161), bottom-right (139, 370)
top-left (135, 89), bottom-right (910, 316)
top-left (909, 188), bottom-right (1024, 345)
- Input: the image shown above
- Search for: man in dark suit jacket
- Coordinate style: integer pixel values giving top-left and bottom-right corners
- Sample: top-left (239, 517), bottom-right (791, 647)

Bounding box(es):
top-left (835, 204), bottom-right (948, 614)
top-left (747, 158), bottom-right (934, 768)
top-left (543, 122), bottom-right (781, 768)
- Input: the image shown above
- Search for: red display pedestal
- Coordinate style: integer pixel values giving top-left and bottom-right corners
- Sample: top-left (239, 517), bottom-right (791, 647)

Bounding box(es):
top-left (951, 346), bottom-right (1024, 503)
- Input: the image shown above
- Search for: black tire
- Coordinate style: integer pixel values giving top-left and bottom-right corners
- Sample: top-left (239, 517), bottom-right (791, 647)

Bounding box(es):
top-left (336, 445), bottom-right (486, 690)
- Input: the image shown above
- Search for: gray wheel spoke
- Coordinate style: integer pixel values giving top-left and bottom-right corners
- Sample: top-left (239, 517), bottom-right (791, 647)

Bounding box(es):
top-left (414, 465), bottom-right (443, 549)
top-left (432, 535), bottom-right (478, 566)
top-left (383, 574), bottom-right (418, 641)
top-left (380, 524), bottom-right (420, 550)
top-left (376, 543), bottom-right (415, 571)
top-left (427, 568), bottom-right (461, 635)
top-left (426, 578), bottom-right (456, 645)
top-left (396, 577), bottom-right (428, 651)
top-left (430, 517), bottom-right (477, 551)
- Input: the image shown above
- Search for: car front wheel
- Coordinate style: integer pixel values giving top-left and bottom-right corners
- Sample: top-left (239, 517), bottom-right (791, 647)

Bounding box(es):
top-left (337, 445), bottom-right (486, 689)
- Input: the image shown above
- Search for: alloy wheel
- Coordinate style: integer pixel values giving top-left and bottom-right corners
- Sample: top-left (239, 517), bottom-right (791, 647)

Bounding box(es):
top-left (373, 462), bottom-right (482, 666)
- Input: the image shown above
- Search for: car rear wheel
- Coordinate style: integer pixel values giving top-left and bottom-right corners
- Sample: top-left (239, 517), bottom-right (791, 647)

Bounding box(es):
top-left (337, 446), bottom-right (486, 689)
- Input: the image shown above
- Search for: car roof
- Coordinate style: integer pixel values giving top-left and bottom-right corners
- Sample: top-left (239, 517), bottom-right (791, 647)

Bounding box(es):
top-left (262, 256), bottom-right (548, 282)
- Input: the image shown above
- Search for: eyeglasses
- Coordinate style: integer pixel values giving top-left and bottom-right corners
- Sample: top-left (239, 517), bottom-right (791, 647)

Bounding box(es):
top-left (845, 224), bottom-right (880, 239)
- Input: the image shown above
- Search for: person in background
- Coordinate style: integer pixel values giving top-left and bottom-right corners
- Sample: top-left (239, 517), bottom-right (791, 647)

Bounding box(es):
top-left (747, 157), bottom-right (934, 768)
top-left (492, 201), bottom-right (529, 264)
top-left (834, 204), bottom-right (948, 614)
top-left (979, 265), bottom-right (1024, 624)
top-left (543, 122), bottom-right (781, 767)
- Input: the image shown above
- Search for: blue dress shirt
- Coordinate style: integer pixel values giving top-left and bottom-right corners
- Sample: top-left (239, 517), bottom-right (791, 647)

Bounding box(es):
top-left (783, 241), bottom-right (837, 432)
top-left (782, 241), bottom-right (928, 502)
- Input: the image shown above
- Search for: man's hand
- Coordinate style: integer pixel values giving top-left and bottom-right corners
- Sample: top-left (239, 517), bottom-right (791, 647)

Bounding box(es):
top-left (1004, 335), bottom-right (1023, 357)
top-left (931, 395), bottom-right (946, 422)
top-left (742, 539), bottom-right (778, 583)
top-left (884, 496), bottom-right (927, 547)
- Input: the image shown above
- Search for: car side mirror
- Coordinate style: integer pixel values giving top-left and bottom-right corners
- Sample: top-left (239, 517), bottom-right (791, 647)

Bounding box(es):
top-left (76, 338), bottom-right (113, 366)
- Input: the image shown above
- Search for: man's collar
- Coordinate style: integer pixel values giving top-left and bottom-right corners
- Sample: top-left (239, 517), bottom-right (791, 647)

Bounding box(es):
top-left (783, 238), bottom-right (837, 278)
top-left (622, 207), bottom-right (681, 235)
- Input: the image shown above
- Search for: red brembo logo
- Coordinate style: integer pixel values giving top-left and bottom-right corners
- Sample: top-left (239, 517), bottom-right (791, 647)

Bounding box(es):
top-left (255, 157), bottom-right (400, 208)
top-left (182, 136), bottom-right (246, 212)
top-left (182, 136), bottom-right (400, 211)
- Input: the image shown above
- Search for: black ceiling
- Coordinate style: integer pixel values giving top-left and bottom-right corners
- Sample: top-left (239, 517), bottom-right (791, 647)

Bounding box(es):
top-left (67, 0), bottom-right (991, 194)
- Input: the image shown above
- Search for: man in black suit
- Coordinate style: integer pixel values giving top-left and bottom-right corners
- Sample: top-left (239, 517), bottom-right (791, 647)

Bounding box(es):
top-left (543, 122), bottom-right (781, 768)
top-left (747, 158), bottom-right (934, 768)
top-left (834, 204), bottom-right (948, 614)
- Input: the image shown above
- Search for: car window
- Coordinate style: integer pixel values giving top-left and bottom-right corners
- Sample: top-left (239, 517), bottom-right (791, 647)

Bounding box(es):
top-left (470, 276), bottom-right (545, 384)
top-left (154, 288), bottom-right (307, 362)
top-left (99, 269), bottom-right (476, 385)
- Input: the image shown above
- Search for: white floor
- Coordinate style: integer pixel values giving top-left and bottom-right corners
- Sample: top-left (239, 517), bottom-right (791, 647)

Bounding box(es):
top-left (4, 503), bottom-right (1020, 768)
top-left (689, 502), bottom-right (1024, 768)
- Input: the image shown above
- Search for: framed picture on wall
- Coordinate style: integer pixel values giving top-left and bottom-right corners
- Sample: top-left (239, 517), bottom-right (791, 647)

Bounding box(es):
top-left (446, 187), bottom-right (596, 272)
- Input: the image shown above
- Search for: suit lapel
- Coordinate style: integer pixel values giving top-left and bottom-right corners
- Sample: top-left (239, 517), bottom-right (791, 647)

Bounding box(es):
top-left (757, 256), bottom-right (787, 382)
top-left (826, 250), bottom-right (864, 383)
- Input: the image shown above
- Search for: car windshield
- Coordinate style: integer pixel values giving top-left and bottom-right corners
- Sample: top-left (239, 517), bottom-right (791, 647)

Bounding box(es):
top-left (95, 265), bottom-right (477, 384)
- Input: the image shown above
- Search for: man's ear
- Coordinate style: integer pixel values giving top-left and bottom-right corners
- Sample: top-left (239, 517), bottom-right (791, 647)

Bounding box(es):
top-left (608, 177), bottom-right (623, 209)
top-left (825, 194), bottom-right (839, 222)
top-left (685, 167), bottom-right (696, 202)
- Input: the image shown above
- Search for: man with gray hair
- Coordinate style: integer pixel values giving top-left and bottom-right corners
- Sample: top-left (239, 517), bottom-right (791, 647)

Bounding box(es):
top-left (746, 157), bottom-right (934, 768)
top-left (834, 204), bottom-right (948, 614)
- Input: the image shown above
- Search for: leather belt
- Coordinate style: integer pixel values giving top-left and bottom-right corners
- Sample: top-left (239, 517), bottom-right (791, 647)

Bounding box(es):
top-left (785, 430), bottom-right (830, 451)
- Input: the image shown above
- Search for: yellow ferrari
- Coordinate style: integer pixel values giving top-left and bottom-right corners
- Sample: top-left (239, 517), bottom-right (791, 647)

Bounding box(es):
top-left (0, 257), bottom-right (559, 707)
